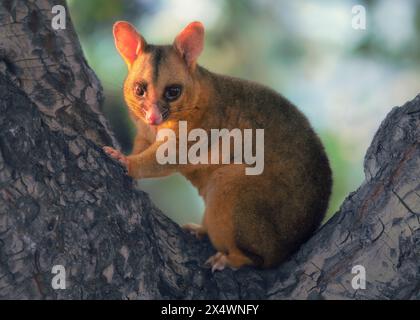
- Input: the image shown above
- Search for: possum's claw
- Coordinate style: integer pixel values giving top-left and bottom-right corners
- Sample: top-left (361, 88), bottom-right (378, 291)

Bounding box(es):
top-left (205, 252), bottom-right (228, 273)
top-left (103, 146), bottom-right (128, 169)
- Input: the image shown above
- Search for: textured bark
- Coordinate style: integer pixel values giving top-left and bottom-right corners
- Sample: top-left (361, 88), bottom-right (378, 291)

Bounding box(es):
top-left (0, 0), bottom-right (419, 300)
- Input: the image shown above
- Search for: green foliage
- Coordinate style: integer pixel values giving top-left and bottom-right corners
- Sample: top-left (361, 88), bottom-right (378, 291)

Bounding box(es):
top-left (320, 131), bottom-right (363, 221)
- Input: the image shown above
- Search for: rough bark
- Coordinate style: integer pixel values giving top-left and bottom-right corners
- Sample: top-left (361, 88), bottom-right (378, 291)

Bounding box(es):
top-left (0, 0), bottom-right (419, 300)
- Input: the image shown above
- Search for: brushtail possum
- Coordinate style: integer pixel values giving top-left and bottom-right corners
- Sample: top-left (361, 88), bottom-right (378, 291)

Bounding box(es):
top-left (104, 21), bottom-right (332, 271)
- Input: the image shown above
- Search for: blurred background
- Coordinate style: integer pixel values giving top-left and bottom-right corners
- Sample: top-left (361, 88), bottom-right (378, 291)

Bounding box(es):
top-left (68, 0), bottom-right (420, 224)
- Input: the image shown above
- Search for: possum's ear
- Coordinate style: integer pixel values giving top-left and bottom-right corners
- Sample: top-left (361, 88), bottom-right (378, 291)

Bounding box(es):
top-left (173, 21), bottom-right (204, 70)
top-left (113, 21), bottom-right (147, 68)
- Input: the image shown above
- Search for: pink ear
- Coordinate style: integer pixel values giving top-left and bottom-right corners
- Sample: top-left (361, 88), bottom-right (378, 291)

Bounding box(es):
top-left (113, 21), bottom-right (146, 67)
top-left (174, 21), bottom-right (205, 69)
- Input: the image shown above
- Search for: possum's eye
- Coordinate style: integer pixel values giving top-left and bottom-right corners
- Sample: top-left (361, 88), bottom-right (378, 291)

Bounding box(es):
top-left (134, 83), bottom-right (147, 97)
top-left (164, 85), bottom-right (182, 102)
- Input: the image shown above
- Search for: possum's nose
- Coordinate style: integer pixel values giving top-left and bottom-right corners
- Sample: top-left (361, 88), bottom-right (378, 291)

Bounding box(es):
top-left (145, 104), bottom-right (163, 125)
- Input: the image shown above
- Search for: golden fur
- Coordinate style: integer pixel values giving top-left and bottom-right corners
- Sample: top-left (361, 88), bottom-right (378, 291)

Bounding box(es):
top-left (104, 21), bottom-right (332, 270)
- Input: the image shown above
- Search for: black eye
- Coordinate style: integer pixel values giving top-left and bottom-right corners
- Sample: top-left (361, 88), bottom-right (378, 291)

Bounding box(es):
top-left (134, 83), bottom-right (146, 97)
top-left (164, 85), bottom-right (182, 102)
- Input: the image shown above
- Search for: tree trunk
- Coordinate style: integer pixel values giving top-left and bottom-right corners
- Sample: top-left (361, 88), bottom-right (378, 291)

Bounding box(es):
top-left (0, 0), bottom-right (419, 300)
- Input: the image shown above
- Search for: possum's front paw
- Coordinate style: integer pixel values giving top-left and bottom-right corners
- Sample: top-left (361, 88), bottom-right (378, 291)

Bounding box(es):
top-left (103, 146), bottom-right (129, 169)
